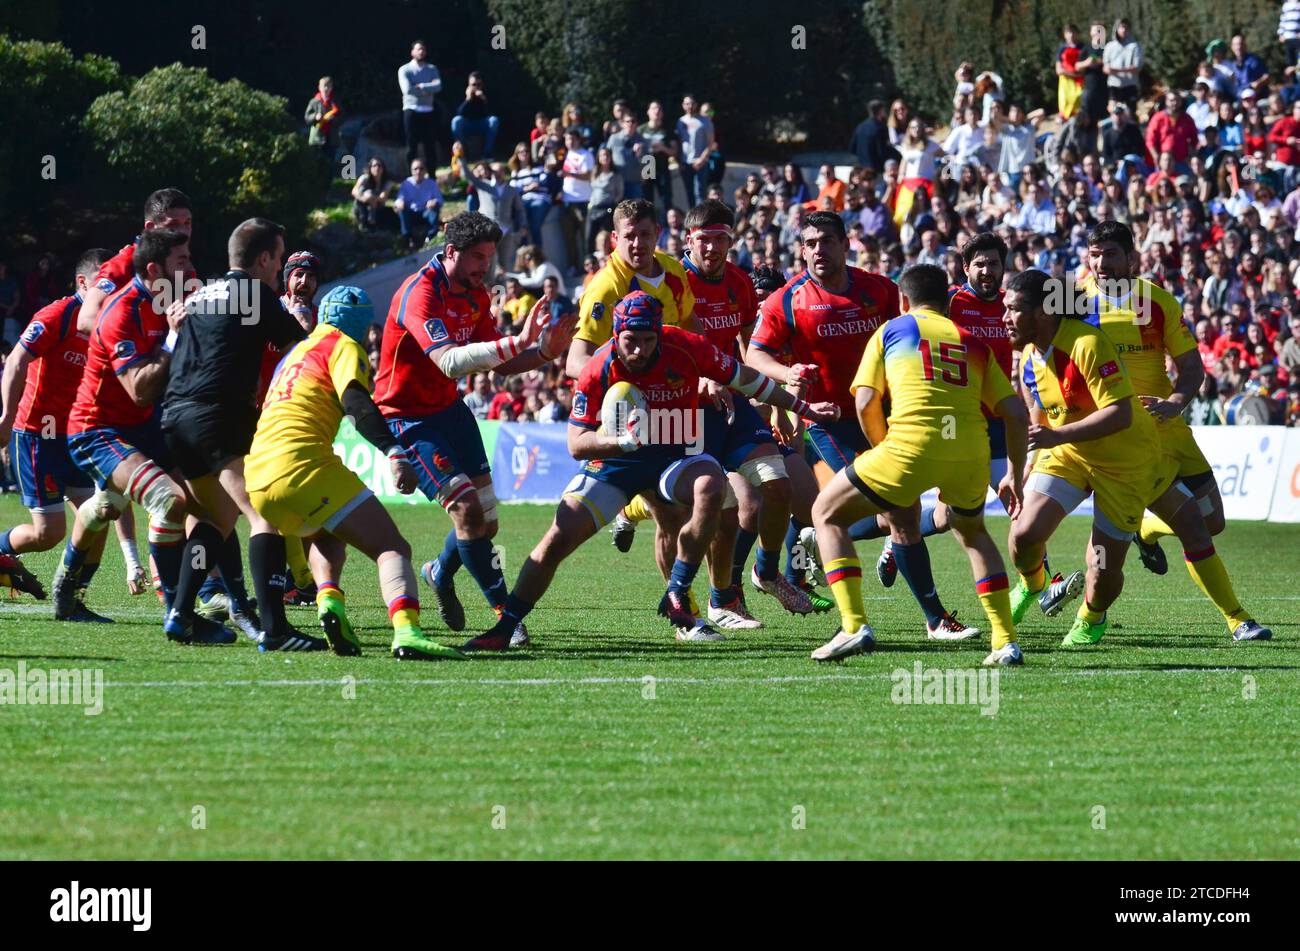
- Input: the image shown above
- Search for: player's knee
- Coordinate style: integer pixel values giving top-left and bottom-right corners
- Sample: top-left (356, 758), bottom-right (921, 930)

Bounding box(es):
top-left (452, 495), bottom-right (487, 536)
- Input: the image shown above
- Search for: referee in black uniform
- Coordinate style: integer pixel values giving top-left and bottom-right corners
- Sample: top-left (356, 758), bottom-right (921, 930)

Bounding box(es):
top-left (161, 217), bottom-right (321, 651)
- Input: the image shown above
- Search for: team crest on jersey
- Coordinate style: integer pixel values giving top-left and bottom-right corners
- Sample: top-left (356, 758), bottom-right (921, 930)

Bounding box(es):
top-left (20, 322), bottom-right (44, 346)
top-left (573, 391), bottom-right (587, 418)
top-left (113, 340), bottom-right (137, 360)
top-left (94, 278), bottom-right (116, 294)
top-left (424, 318), bottom-right (450, 345)
top-left (1098, 360), bottom-right (1119, 379)
top-left (432, 451), bottom-right (455, 474)
top-left (591, 302), bottom-right (605, 322)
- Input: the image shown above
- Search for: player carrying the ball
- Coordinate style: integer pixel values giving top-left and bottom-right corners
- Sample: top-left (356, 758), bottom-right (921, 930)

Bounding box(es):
top-left (463, 291), bottom-right (840, 651)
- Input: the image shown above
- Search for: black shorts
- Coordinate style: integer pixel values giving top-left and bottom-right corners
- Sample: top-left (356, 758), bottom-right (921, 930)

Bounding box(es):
top-left (162, 401), bottom-right (258, 481)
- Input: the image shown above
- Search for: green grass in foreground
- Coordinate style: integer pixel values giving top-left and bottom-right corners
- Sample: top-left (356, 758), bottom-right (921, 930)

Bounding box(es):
top-left (0, 496), bottom-right (1296, 859)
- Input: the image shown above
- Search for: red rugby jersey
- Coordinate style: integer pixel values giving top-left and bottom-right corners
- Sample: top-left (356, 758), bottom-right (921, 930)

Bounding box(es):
top-left (13, 294), bottom-right (90, 435)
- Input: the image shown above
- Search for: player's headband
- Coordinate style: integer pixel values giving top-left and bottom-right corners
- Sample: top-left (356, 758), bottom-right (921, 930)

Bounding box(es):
top-left (283, 251), bottom-right (320, 286)
top-left (612, 291), bottom-right (663, 336)
top-left (687, 225), bottom-right (734, 240)
top-left (318, 285), bottom-right (374, 344)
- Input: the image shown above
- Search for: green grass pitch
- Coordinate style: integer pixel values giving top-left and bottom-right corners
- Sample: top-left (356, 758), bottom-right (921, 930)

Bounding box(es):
top-left (0, 495), bottom-right (1296, 859)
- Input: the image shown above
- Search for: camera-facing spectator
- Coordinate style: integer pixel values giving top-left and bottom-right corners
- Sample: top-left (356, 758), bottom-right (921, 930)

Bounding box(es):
top-left (394, 157), bottom-right (444, 250)
top-left (452, 71), bottom-right (500, 159)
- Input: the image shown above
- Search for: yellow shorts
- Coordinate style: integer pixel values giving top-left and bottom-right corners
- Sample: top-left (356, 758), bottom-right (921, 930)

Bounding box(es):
top-left (849, 442), bottom-right (989, 514)
top-left (1031, 446), bottom-right (1176, 536)
top-left (247, 459), bottom-right (372, 538)
top-left (1157, 416), bottom-right (1211, 479)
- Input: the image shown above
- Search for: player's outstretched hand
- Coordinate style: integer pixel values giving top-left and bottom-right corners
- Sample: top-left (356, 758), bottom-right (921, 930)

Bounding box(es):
top-left (538, 299), bottom-right (578, 360)
top-left (701, 378), bottom-right (734, 414)
top-left (1138, 395), bottom-right (1180, 422)
top-left (165, 298), bottom-right (187, 333)
top-left (998, 473), bottom-right (1023, 520)
top-left (391, 456), bottom-right (417, 495)
top-left (518, 293), bottom-right (555, 349)
top-left (803, 401), bottom-right (841, 424)
top-left (1027, 423), bottom-right (1061, 451)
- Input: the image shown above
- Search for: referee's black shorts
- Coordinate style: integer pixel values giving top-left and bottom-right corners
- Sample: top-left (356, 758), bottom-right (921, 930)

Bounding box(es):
top-left (161, 400), bottom-right (258, 481)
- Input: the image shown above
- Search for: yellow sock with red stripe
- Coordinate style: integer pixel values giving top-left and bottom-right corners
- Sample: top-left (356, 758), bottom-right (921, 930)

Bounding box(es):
top-left (1183, 544), bottom-right (1250, 629)
top-left (975, 572), bottom-right (1015, 650)
top-left (824, 557), bottom-right (866, 632)
top-left (1139, 515), bottom-right (1175, 545)
top-left (1019, 560), bottom-right (1048, 594)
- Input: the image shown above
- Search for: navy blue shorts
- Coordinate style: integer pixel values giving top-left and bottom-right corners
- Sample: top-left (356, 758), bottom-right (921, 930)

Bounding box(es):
top-left (387, 400), bottom-right (491, 502)
top-left (67, 422), bottom-right (173, 489)
top-left (9, 430), bottom-right (93, 510)
top-left (807, 418), bottom-right (871, 473)
top-left (702, 399), bottom-right (775, 471)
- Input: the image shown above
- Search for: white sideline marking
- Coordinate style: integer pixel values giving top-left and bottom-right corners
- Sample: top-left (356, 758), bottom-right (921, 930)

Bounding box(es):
top-left (97, 668), bottom-right (1270, 689)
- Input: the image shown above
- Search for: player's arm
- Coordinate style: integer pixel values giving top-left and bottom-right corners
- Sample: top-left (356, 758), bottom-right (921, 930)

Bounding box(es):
top-left (567, 423), bottom-right (633, 460)
top-left (76, 284), bottom-right (110, 335)
top-left (722, 362), bottom-right (840, 424)
top-left (497, 298), bottom-right (577, 376)
top-left (1141, 348), bottom-right (1203, 421)
top-left (994, 395), bottom-right (1029, 517)
top-left (118, 350), bottom-right (172, 406)
top-left (1029, 397), bottom-right (1131, 450)
top-left (0, 345), bottom-right (34, 443)
top-left (565, 337), bottom-right (599, 380)
top-left (566, 285), bottom-right (617, 378)
top-left (340, 381), bottom-right (416, 494)
top-left (427, 295), bottom-right (553, 379)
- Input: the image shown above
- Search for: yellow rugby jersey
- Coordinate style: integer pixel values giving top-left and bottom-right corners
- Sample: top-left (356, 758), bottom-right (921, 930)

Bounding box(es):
top-left (574, 250), bottom-right (695, 345)
top-left (1079, 275), bottom-right (1195, 400)
top-left (1021, 317), bottom-right (1156, 470)
top-left (246, 324), bottom-right (372, 491)
top-left (850, 307), bottom-right (1013, 461)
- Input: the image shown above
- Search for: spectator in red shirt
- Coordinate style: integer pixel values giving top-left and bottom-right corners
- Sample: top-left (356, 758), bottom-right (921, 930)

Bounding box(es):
top-left (1145, 91), bottom-right (1198, 166)
top-left (1267, 100), bottom-right (1300, 167)
top-left (487, 375), bottom-right (526, 420)
top-left (1144, 151), bottom-right (1178, 194)
top-left (1195, 318), bottom-right (1219, 375)
top-left (1211, 311), bottom-right (1250, 362)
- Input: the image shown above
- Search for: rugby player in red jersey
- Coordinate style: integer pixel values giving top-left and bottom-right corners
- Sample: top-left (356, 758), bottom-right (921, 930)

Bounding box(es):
top-left (0, 249), bottom-right (113, 614)
top-left (373, 211), bottom-right (576, 647)
top-left (461, 291), bottom-right (840, 652)
top-left (745, 211), bottom-right (979, 641)
top-left (65, 229), bottom-right (234, 644)
top-left (678, 199), bottom-right (814, 625)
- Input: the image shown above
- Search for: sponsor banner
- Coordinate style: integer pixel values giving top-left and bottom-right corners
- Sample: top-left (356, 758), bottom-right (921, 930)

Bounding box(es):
top-left (1268, 427), bottom-right (1300, 523)
top-left (492, 421), bottom-right (584, 502)
top-left (1193, 426), bottom-right (1284, 521)
top-left (332, 416), bottom-right (500, 503)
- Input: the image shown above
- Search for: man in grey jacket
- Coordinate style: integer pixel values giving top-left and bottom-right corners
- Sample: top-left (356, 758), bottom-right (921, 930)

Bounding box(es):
top-left (465, 162), bottom-right (527, 280)
top-left (399, 40), bottom-right (443, 167)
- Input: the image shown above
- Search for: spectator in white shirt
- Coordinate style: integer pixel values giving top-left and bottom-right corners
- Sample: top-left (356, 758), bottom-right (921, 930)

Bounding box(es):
top-left (559, 129), bottom-right (594, 273)
top-left (943, 106), bottom-right (983, 163)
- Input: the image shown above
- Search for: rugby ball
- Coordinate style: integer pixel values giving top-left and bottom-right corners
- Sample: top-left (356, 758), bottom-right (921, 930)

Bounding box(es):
top-left (600, 381), bottom-right (648, 437)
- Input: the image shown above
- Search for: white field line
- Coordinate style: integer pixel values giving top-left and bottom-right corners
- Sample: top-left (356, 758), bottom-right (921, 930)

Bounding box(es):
top-left (91, 667), bottom-right (1279, 690)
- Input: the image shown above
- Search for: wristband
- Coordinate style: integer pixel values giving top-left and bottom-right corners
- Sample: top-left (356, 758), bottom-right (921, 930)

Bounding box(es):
top-left (386, 446), bottom-right (409, 461)
top-left (162, 330), bottom-right (178, 353)
top-left (789, 398), bottom-right (810, 418)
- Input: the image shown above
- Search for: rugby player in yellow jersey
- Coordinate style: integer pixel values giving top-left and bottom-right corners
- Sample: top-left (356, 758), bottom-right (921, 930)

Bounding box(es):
top-left (809, 265), bottom-right (1031, 666)
top-left (1004, 269), bottom-right (1272, 645)
top-left (565, 198), bottom-right (709, 608)
top-left (245, 286), bottom-right (467, 661)
top-left (1080, 221), bottom-right (1226, 570)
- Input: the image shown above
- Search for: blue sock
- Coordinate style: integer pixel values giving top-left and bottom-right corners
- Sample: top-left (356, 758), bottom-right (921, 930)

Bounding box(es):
top-left (892, 540), bottom-right (945, 626)
top-left (80, 561), bottom-right (100, 588)
top-left (500, 592), bottom-right (533, 624)
top-left (0, 529), bottom-right (14, 556)
top-left (436, 529), bottom-right (462, 583)
top-left (783, 519), bottom-right (804, 584)
top-left (731, 528), bottom-right (759, 587)
top-left (668, 558), bottom-right (700, 594)
top-left (457, 537), bottom-right (508, 607)
top-left (150, 540), bottom-right (183, 609)
top-left (755, 545), bottom-right (781, 581)
top-left (848, 515), bottom-right (888, 541)
top-left (709, 586), bottom-right (731, 608)
top-left (62, 542), bottom-right (89, 572)
top-left (197, 574), bottom-right (224, 602)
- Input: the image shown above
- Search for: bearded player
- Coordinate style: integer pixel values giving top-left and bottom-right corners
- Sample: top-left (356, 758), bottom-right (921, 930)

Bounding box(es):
top-left (374, 211), bottom-right (576, 646)
top-left (463, 291), bottom-right (840, 652)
